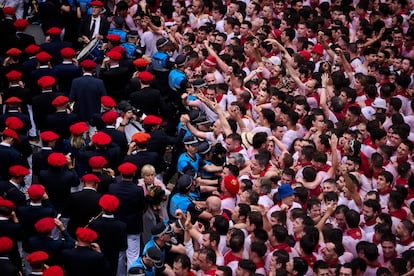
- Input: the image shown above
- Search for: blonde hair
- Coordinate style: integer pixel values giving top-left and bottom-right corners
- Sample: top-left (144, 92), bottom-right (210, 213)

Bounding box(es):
top-left (70, 134), bottom-right (86, 149)
top-left (141, 164), bottom-right (156, 177)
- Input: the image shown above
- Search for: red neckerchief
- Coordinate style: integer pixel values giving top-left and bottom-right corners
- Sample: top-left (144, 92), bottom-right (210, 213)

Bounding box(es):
top-left (294, 233), bottom-right (302, 242)
top-left (371, 168), bottom-right (385, 179)
top-left (383, 160), bottom-right (390, 167)
top-left (270, 243), bottom-right (292, 253)
top-left (367, 263), bottom-right (382, 268)
top-left (204, 269), bottom-right (216, 276)
top-left (357, 90), bottom-right (365, 97)
top-left (224, 251), bottom-right (242, 265)
top-left (407, 188), bottom-right (414, 200)
top-left (396, 177), bottom-right (408, 187)
top-left (379, 79), bottom-right (390, 86)
top-left (216, 94), bottom-right (223, 103)
top-left (367, 142), bottom-right (378, 149)
top-left (373, 234), bottom-right (380, 245)
top-left (346, 227), bottom-right (363, 240)
top-left (365, 98), bottom-right (374, 106)
top-left (302, 254), bottom-right (317, 268)
top-left (383, 251), bottom-right (398, 263)
top-left (309, 185), bottom-right (322, 198)
top-left (389, 208), bottom-right (407, 220)
top-left (326, 258), bottom-right (339, 267)
top-left (318, 165), bottom-right (331, 172)
top-left (396, 156), bottom-right (409, 165)
top-left (226, 146), bottom-right (244, 157)
top-left (378, 187), bottom-right (392, 196)
top-left (255, 261), bottom-right (265, 269)
top-left (300, 161), bottom-right (312, 167)
top-left (220, 194), bottom-right (234, 200)
top-left (399, 236), bottom-right (414, 246)
top-left (259, 163), bottom-right (272, 177)
top-left (365, 219), bottom-right (376, 227)
top-left (395, 89), bottom-right (408, 98)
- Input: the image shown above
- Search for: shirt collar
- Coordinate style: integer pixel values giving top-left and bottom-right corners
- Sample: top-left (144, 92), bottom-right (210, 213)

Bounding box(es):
top-left (102, 214), bottom-right (114, 218)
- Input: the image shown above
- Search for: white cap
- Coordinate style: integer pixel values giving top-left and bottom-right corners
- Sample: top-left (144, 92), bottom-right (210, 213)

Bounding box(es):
top-left (268, 56), bottom-right (281, 66)
top-left (371, 98), bottom-right (387, 110)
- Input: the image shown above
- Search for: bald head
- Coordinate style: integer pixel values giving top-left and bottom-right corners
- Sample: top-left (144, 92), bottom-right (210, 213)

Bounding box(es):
top-left (206, 196), bottom-right (222, 214)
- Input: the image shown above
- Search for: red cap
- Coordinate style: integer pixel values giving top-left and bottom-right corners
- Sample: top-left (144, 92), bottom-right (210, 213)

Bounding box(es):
top-left (5, 70), bottom-right (22, 81)
top-left (204, 56), bottom-right (217, 67)
top-left (13, 18), bottom-right (29, 31)
top-left (131, 132), bottom-right (151, 144)
top-left (40, 131), bottom-right (59, 142)
top-left (51, 95), bottom-right (69, 106)
top-left (5, 97), bottom-right (22, 104)
top-left (3, 6), bottom-right (15, 15)
top-left (223, 175), bottom-right (240, 195)
top-left (92, 132), bottom-right (111, 146)
top-left (5, 116), bottom-right (24, 130)
top-left (0, 237), bottom-right (13, 254)
top-left (28, 184), bottom-right (46, 200)
top-left (43, 266), bottom-right (64, 276)
top-left (118, 162), bottom-right (137, 175)
top-left (6, 48), bottom-right (22, 57)
top-left (133, 58), bottom-right (150, 68)
top-left (101, 96), bottom-right (116, 108)
top-left (26, 251), bottom-right (49, 265)
top-left (25, 44), bottom-right (40, 55)
top-left (138, 71), bottom-right (154, 83)
top-left (106, 34), bottom-right (121, 42)
top-left (0, 199), bottom-right (16, 210)
top-left (299, 50), bottom-right (310, 61)
top-left (69, 122), bottom-right (88, 135)
top-left (46, 27), bottom-right (62, 36)
top-left (37, 76), bottom-right (56, 88)
top-left (111, 45), bottom-right (126, 55)
top-left (9, 165), bottom-right (30, 177)
top-left (89, 1), bottom-right (104, 7)
top-left (47, 152), bottom-right (67, 167)
top-left (101, 110), bottom-right (118, 124)
top-left (82, 173), bottom-right (101, 183)
top-left (99, 194), bottom-right (119, 213)
top-left (271, 29), bottom-right (282, 38)
top-left (88, 156), bottom-right (108, 168)
top-left (60, 47), bottom-right (76, 58)
top-left (311, 43), bottom-right (324, 56)
top-left (76, 227), bottom-right (98, 242)
top-left (143, 115), bottom-right (162, 125)
top-left (36, 51), bottom-right (52, 62)
top-left (80, 59), bottom-right (96, 70)
top-left (106, 50), bottom-right (122, 61)
top-left (34, 217), bottom-right (55, 234)
top-left (2, 128), bottom-right (19, 141)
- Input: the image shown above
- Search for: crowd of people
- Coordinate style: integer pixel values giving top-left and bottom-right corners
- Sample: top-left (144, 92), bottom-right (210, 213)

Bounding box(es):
top-left (1, 0), bottom-right (414, 275)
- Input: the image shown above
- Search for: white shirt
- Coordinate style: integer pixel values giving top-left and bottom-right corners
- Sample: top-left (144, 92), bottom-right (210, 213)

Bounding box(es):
top-left (90, 16), bottom-right (101, 39)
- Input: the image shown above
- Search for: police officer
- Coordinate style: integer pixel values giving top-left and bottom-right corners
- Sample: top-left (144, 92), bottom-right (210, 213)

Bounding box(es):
top-left (128, 247), bottom-right (163, 276)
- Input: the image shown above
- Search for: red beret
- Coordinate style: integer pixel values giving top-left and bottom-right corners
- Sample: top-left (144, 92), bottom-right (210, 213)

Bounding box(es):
top-left (143, 115), bottom-right (162, 125)
top-left (111, 46), bottom-right (126, 55)
top-left (106, 50), bottom-right (122, 61)
top-left (46, 27), bottom-right (62, 36)
top-left (37, 76), bottom-right (56, 88)
top-left (36, 51), bottom-right (52, 62)
top-left (0, 199), bottom-right (16, 209)
top-left (5, 97), bottom-right (22, 104)
top-left (118, 162), bottom-right (137, 175)
top-left (5, 116), bottom-right (24, 130)
top-left (101, 110), bottom-right (118, 124)
top-left (92, 132), bottom-right (111, 146)
top-left (0, 237), bottom-right (13, 254)
top-left (47, 152), bottom-right (67, 167)
top-left (133, 58), bottom-right (150, 68)
top-left (5, 70), bottom-right (22, 81)
top-left (204, 55), bottom-right (217, 67)
top-left (80, 59), bottom-right (96, 70)
top-left (9, 165), bottom-right (30, 177)
top-left (131, 132), bottom-right (151, 144)
top-left (60, 47), bottom-right (76, 58)
top-left (6, 48), bottom-right (22, 57)
top-left (2, 6), bottom-right (15, 15)
top-left (51, 95), bottom-right (69, 106)
top-left (138, 71), bottom-right (154, 83)
top-left (26, 251), bottom-right (49, 265)
top-left (99, 194), bottom-right (119, 213)
top-left (69, 122), bottom-right (88, 135)
top-left (299, 50), bottom-right (310, 61)
top-left (76, 227), bottom-right (98, 242)
top-left (25, 44), bottom-right (40, 55)
top-left (101, 96), bottom-right (116, 108)
top-left (28, 184), bottom-right (46, 200)
top-left (89, 0), bottom-right (103, 7)
top-left (82, 173), bottom-right (101, 183)
top-left (2, 128), bottom-right (19, 141)
top-left (88, 156), bottom-right (108, 168)
top-left (106, 34), bottom-right (121, 42)
top-left (13, 19), bottom-right (29, 30)
top-left (43, 266), bottom-right (64, 276)
top-left (40, 131), bottom-right (59, 142)
top-left (223, 175), bottom-right (240, 195)
top-left (311, 44), bottom-right (324, 56)
top-left (34, 217), bottom-right (55, 234)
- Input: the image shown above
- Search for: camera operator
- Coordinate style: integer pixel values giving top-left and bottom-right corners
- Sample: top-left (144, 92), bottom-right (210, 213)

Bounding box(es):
top-left (116, 100), bottom-right (146, 143)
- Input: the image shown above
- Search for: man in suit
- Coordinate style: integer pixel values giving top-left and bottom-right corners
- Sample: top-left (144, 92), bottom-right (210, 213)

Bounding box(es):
top-left (65, 173), bottom-right (102, 236)
top-left (0, 129), bottom-right (23, 181)
top-left (89, 194), bottom-right (128, 276)
top-left (69, 59), bottom-right (107, 122)
top-left (32, 131), bottom-right (60, 180)
top-left (41, 27), bottom-right (72, 66)
top-left (54, 47), bottom-right (83, 95)
top-left (78, 1), bottom-right (110, 45)
top-left (88, 155), bottom-right (115, 194)
top-left (28, 52), bottom-right (58, 95)
top-left (45, 96), bottom-right (79, 141)
top-left (3, 71), bottom-right (32, 116)
top-left (109, 162), bottom-right (144, 268)
top-left (0, 97), bottom-right (31, 136)
top-left (100, 110), bottom-right (128, 155)
top-left (0, 237), bottom-right (20, 276)
top-left (10, 19), bottom-right (35, 51)
top-left (0, 165), bottom-right (29, 208)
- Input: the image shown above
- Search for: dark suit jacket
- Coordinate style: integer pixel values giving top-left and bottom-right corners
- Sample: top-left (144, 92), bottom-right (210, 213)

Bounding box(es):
top-left (100, 66), bottom-right (131, 102)
top-left (109, 180), bottom-right (144, 234)
top-left (78, 15), bottom-right (110, 40)
top-left (0, 258), bottom-right (20, 276)
top-left (69, 75), bottom-right (107, 121)
top-left (28, 68), bottom-right (58, 95)
top-left (65, 188), bottom-right (102, 236)
top-left (78, 143), bottom-right (121, 170)
top-left (9, 32), bottom-right (36, 51)
top-left (54, 63), bottom-right (83, 95)
top-left (0, 220), bottom-right (24, 270)
top-left (0, 145), bottom-right (22, 181)
top-left (32, 92), bottom-right (65, 131)
top-left (40, 39), bottom-right (72, 66)
top-left (101, 127), bottom-right (128, 155)
top-left (93, 171), bottom-right (115, 195)
top-left (16, 201), bottom-right (56, 240)
top-left (44, 111), bottom-right (79, 140)
top-left (62, 246), bottom-right (109, 276)
top-left (32, 148), bottom-right (53, 179)
top-left (129, 87), bottom-right (164, 116)
top-left (123, 151), bottom-right (159, 179)
top-left (0, 181), bottom-right (27, 208)
top-left (0, 112), bottom-right (31, 136)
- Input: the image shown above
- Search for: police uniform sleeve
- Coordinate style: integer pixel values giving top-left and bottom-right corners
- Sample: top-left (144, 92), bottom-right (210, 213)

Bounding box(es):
top-left (186, 203), bottom-right (204, 224)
